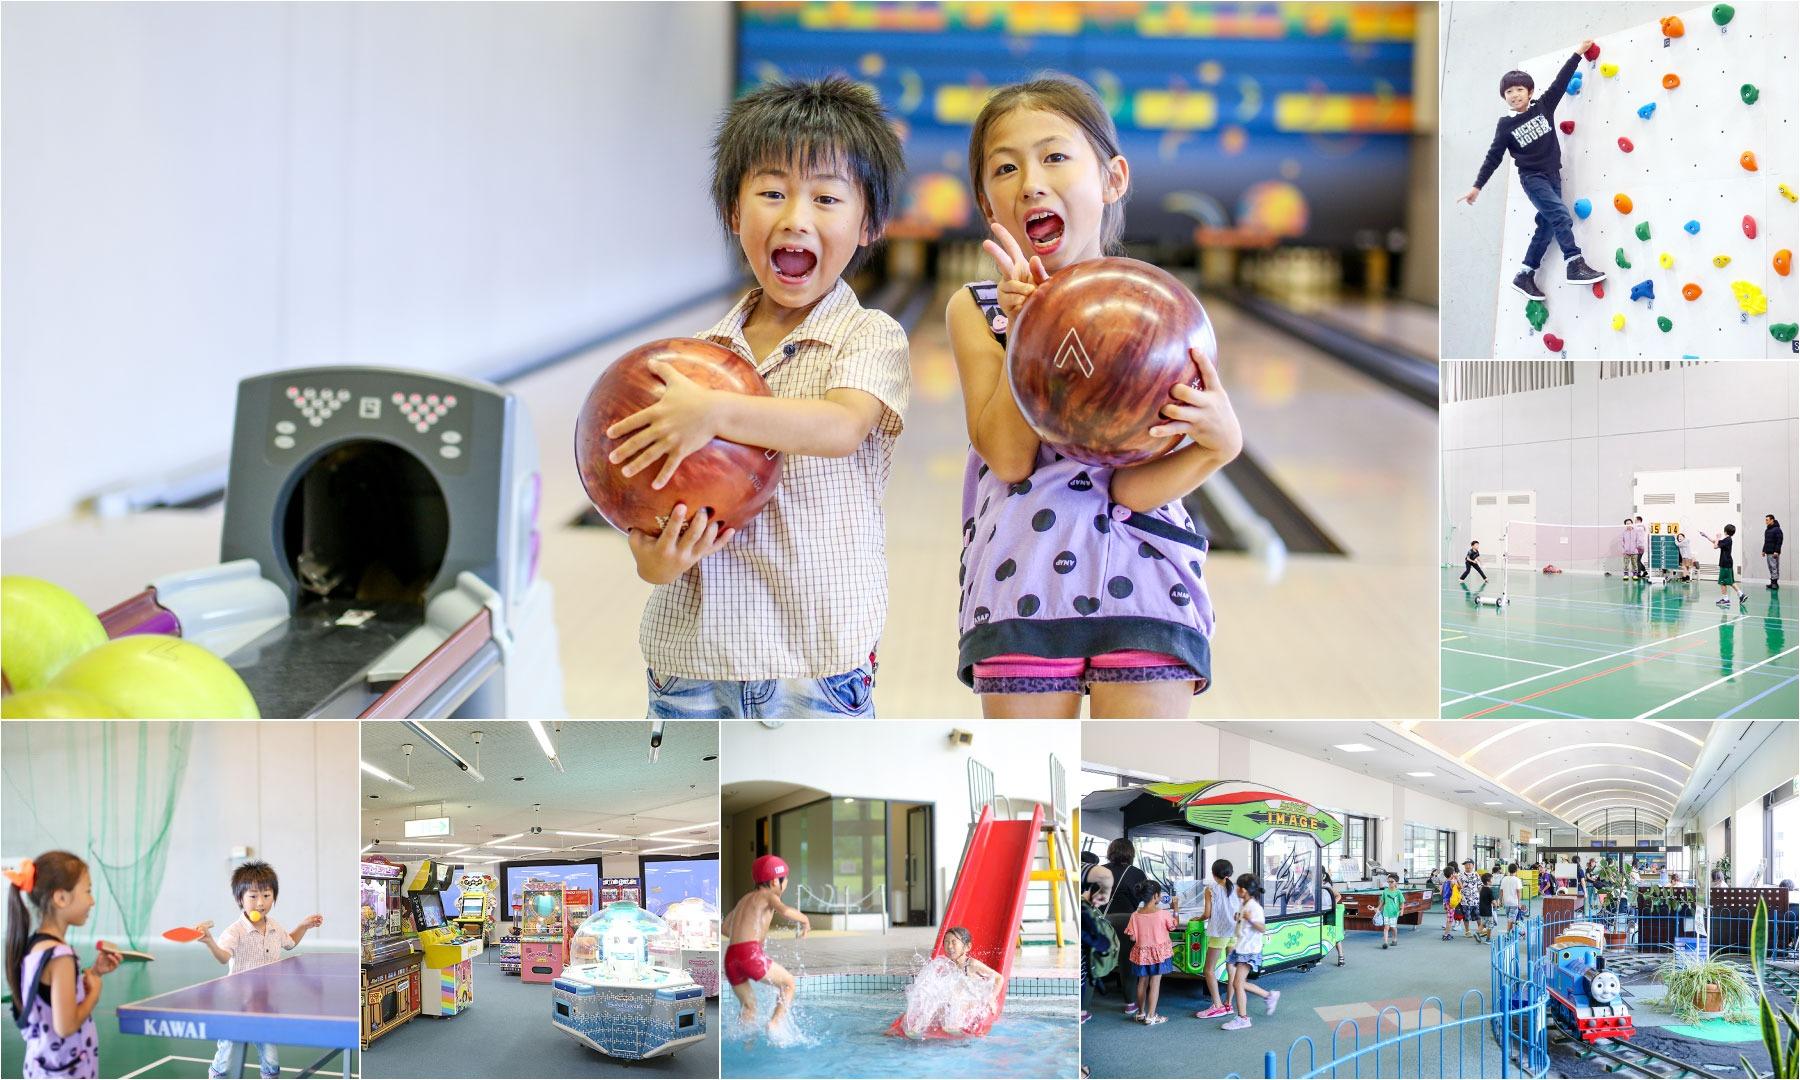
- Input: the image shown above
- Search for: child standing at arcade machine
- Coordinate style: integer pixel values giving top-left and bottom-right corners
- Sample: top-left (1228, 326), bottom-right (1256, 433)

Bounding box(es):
top-left (191, 861), bottom-right (323, 1080)
top-left (947, 73), bottom-right (1241, 720)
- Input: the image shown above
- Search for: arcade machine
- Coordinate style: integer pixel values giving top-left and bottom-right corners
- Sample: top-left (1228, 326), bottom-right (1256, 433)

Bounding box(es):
top-left (403, 860), bottom-right (485, 1017)
top-left (551, 902), bottom-right (706, 1060)
top-left (519, 879), bottom-right (569, 984)
top-left (601, 877), bottom-right (642, 905)
top-left (649, 897), bottom-right (720, 998)
top-left (91, 367), bottom-right (563, 718)
top-left (1081, 780), bottom-right (1343, 983)
top-left (452, 873), bottom-right (499, 945)
top-left (360, 857), bottom-right (422, 1048)
top-left (565, 887), bottom-right (594, 952)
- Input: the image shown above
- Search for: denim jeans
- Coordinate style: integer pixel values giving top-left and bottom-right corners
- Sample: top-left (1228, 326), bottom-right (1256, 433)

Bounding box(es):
top-left (1520, 171), bottom-right (1581, 269)
top-left (210, 1039), bottom-right (278, 1078)
top-left (646, 663), bottom-right (876, 718)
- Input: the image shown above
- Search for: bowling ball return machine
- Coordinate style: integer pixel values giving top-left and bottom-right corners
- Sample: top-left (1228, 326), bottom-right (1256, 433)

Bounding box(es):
top-left (96, 366), bottom-right (561, 718)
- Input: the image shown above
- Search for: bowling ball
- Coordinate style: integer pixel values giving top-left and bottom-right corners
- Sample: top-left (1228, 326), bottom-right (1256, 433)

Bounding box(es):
top-left (574, 338), bottom-right (782, 536)
top-left (49, 634), bottom-right (259, 719)
top-left (1005, 257), bottom-right (1218, 468)
top-left (0, 687), bottom-right (115, 719)
top-left (1, 576), bottom-right (108, 693)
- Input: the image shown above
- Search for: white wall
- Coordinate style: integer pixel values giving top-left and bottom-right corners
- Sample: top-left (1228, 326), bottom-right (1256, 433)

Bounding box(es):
top-left (1691, 719), bottom-right (1799, 879)
top-left (1, 721), bottom-right (361, 949)
top-left (1, 2), bottom-right (737, 536)
top-left (1441, 361), bottom-right (1799, 578)
top-left (721, 721), bottom-right (1078, 905)
top-left (1439, 0), bottom-right (1796, 357)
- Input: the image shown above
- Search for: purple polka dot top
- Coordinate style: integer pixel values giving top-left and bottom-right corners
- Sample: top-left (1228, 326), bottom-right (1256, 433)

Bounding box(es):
top-left (957, 282), bottom-right (1215, 690)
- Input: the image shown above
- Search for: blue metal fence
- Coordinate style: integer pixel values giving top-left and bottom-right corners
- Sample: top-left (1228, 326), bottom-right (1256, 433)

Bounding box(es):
top-left (1544, 903), bottom-right (1800, 964)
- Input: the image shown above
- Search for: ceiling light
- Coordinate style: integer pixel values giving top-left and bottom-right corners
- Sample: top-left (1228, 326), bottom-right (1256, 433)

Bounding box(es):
top-left (1507, 810), bottom-right (1522, 815)
top-left (487, 845), bottom-right (552, 852)
top-left (555, 831), bottom-right (625, 839)
top-left (1484, 801), bottom-right (1503, 806)
top-left (401, 721), bottom-right (484, 782)
top-left (642, 838), bottom-right (702, 848)
top-left (1406, 771), bottom-right (1435, 778)
top-left (488, 834), bottom-right (524, 845)
top-left (1334, 743), bottom-right (1375, 753)
top-left (642, 824), bottom-right (714, 838)
top-left (386, 841), bottom-right (461, 849)
top-left (361, 844), bottom-right (374, 854)
top-left (360, 761), bottom-right (415, 791)
top-left (526, 720), bottom-right (565, 773)
top-left (641, 845), bottom-right (713, 855)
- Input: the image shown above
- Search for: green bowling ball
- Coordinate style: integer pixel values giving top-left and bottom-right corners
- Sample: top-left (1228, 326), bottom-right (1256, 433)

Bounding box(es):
top-left (0, 687), bottom-right (117, 718)
top-left (1, 576), bottom-right (108, 693)
top-left (49, 634), bottom-right (259, 719)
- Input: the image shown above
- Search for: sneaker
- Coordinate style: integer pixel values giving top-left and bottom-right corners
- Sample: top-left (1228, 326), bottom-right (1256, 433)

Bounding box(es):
top-left (1144, 1015), bottom-right (1168, 1026)
top-left (1511, 269), bottom-right (1546, 299)
top-left (1222, 1015), bottom-right (1253, 1031)
top-left (1564, 255), bottom-right (1606, 283)
top-left (1081, 1011), bottom-right (1091, 1024)
top-left (1382, 941), bottom-right (1389, 950)
top-left (1265, 990), bottom-right (1281, 1016)
top-left (1195, 1004), bottom-right (1232, 1019)
top-left (1716, 598), bottom-right (1731, 606)
top-left (1124, 1003), bottom-right (1139, 1016)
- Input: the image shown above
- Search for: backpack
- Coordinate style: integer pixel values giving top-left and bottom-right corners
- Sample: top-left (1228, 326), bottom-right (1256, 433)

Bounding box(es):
top-left (1449, 882), bottom-right (1462, 908)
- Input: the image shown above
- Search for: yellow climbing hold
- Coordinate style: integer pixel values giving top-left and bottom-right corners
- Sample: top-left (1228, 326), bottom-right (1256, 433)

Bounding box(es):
top-left (1731, 280), bottom-right (1767, 316)
top-left (1782, 183), bottom-right (1799, 204)
top-left (1611, 313), bottom-right (1626, 331)
top-left (1659, 252), bottom-right (1675, 269)
top-left (1713, 254), bottom-right (1731, 268)
top-left (1601, 62), bottom-right (1620, 77)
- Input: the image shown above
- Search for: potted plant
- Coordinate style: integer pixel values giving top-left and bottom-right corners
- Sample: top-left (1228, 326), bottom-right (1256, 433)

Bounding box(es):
top-left (1654, 953), bottom-right (1755, 1023)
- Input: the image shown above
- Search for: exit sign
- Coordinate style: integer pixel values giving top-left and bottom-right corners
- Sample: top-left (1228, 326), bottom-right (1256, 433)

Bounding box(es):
top-left (405, 817), bottom-right (451, 838)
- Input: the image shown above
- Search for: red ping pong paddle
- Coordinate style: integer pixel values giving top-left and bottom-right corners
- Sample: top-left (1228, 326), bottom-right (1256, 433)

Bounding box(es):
top-left (161, 926), bottom-right (206, 943)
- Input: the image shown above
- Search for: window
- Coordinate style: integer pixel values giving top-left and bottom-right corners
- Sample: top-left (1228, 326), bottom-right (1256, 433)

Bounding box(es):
top-left (1767, 781), bottom-right (1799, 886)
top-left (1405, 824), bottom-right (1454, 880)
top-left (1322, 815), bottom-right (1374, 881)
top-left (772, 797), bottom-right (887, 913)
top-left (1262, 832), bottom-right (1319, 918)
top-left (1134, 835), bottom-right (1203, 910)
top-left (1474, 835), bottom-right (1499, 869)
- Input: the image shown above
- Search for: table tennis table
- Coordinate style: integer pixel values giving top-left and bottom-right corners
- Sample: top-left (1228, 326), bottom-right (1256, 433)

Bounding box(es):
top-left (117, 952), bottom-right (357, 1078)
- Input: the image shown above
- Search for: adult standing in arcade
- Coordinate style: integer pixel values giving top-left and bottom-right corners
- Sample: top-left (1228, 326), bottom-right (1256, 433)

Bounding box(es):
top-left (1100, 838), bottom-right (1148, 1015)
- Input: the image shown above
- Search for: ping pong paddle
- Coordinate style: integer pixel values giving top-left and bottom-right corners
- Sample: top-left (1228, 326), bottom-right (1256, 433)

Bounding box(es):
top-left (161, 926), bottom-right (206, 943)
top-left (97, 940), bottom-right (155, 962)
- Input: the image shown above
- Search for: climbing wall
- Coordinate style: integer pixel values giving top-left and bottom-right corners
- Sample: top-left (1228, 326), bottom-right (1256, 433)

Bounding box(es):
top-left (1490, 2), bottom-right (1799, 358)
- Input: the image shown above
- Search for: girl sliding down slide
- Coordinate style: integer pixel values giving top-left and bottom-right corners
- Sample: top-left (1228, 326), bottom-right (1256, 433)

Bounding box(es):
top-left (900, 926), bottom-right (1004, 1038)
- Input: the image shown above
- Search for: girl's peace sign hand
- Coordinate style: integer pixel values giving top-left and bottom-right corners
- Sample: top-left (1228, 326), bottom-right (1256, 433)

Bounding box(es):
top-left (981, 220), bottom-right (1051, 323)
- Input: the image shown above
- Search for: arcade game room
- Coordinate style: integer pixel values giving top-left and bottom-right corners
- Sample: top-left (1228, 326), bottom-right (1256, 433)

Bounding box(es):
top-left (357, 721), bottom-right (720, 1079)
top-left (1078, 720), bottom-right (1799, 1080)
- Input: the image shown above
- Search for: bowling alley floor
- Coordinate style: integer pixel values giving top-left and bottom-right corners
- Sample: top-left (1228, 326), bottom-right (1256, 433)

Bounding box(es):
top-left (1439, 567), bottom-right (1800, 719)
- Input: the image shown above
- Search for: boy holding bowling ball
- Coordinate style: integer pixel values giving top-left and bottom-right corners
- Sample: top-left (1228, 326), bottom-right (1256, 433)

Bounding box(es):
top-left (946, 73), bottom-right (1242, 719)
top-left (604, 77), bottom-right (909, 718)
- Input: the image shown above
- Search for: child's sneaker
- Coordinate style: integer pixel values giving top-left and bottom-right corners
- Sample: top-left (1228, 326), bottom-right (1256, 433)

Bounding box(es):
top-left (1716, 597), bottom-right (1731, 606)
top-left (1511, 269), bottom-right (1546, 299)
top-left (1144, 1014), bottom-right (1167, 1026)
top-left (1564, 255), bottom-right (1605, 283)
top-left (1382, 941), bottom-right (1389, 950)
top-left (1124, 1003), bottom-right (1139, 1017)
top-left (1195, 1003), bottom-right (1232, 1019)
top-left (1081, 1011), bottom-right (1091, 1024)
top-left (1265, 990), bottom-right (1281, 1016)
top-left (1222, 1015), bottom-right (1253, 1031)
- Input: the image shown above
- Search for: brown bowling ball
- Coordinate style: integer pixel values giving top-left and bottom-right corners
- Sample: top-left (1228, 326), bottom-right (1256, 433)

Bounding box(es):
top-left (574, 338), bottom-right (781, 536)
top-left (1005, 257), bottom-right (1218, 468)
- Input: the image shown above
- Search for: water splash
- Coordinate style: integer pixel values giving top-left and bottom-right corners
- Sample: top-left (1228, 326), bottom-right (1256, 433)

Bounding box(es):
top-left (898, 956), bottom-right (998, 1038)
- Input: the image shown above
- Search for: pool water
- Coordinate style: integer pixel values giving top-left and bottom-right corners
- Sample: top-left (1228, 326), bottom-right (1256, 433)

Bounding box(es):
top-left (721, 985), bottom-right (1079, 1078)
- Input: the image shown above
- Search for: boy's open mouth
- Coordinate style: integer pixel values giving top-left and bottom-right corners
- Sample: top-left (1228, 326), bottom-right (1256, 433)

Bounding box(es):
top-left (1025, 209), bottom-right (1065, 254)
top-left (771, 246), bottom-right (818, 286)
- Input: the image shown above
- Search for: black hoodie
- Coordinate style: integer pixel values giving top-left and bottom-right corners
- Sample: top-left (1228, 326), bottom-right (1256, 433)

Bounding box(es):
top-left (1473, 52), bottom-right (1583, 190)
top-left (1766, 520), bottom-right (1784, 556)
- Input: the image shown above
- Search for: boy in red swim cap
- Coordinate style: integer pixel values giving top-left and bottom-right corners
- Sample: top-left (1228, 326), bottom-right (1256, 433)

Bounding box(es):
top-left (722, 854), bottom-right (812, 1029)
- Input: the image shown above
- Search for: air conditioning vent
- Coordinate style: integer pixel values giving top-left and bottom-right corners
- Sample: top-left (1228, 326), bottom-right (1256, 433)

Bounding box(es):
top-left (1695, 491), bottom-right (1730, 504)
top-left (1507, 495), bottom-right (1531, 504)
top-left (1642, 493), bottom-right (1676, 505)
top-left (1476, 495), bottom-right (1498, 505)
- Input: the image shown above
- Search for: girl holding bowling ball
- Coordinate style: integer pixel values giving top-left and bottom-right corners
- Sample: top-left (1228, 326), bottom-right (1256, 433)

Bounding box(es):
top-left (945, 73), bottom-right (1242, 719)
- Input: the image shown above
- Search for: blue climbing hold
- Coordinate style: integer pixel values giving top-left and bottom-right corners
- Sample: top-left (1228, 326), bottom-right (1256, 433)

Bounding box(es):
top-left (1684, 220), bottom-right (1701, 235)
top-left (1570, 72), bottom-right (1584, 96)
top-left (1575, 198), bottom-right (1593, 219)
top-left (1638, 102), bottom-right (1657, 119)
top-left (1631, 279), bottom-right (1656, 303)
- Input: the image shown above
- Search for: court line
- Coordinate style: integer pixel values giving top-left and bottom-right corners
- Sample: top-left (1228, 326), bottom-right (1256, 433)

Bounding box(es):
top-left (1438, 688), bottom-right (1589, 719)
top-left (1459, 636), bottom-right (1722, 720)
top-left (1443, 625), bottom-right (1798, 678)
top-left (1719, 675), bottom-right (1800, 719)
top-left (1441, 647), bottom-right (1563, 669)
top-left (118, 1056), bottom-right (180, 1080)
top-left (1637, 646), bottom-right (1800, 719)
top-left (1442, 615), bottom-right (1748, 708)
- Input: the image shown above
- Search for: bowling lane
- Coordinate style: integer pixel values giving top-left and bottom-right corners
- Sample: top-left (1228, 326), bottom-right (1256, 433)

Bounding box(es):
top-left (1263, 292), bottom-right (1440, 361)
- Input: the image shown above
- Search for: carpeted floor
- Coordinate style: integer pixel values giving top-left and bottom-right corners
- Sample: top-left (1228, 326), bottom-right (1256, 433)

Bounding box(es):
top-left (362, 956), bottom-right (718, 1078)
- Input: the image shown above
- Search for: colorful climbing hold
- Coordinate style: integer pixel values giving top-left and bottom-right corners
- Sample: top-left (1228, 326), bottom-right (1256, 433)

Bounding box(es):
top-left (1662, 74), bottom-right (1680, 90)
top-left (1601, 62), bottom-right (1619, 78)
top-left (1682, 283), bottom-right (1702, 301)
top-left (1712, 4), bottom-right (1734, 26)
top-left (1569, 72), bottom-right (1584, 96)
top-left (1730, 281), bottom-right (1766, 316)
top-left (1526, 299), bottom-right (1548, 332)
top-left (1712, 255), bottom-right (1732, 268)
top-left (1657, 316), bottom-right (1673, 333)
top-left (1560, 119), bottom-right (1576, 135)
top-left (1661, 15), bottom-right (1685, 37)
top-left (1618, 137), bottom-right (1634, 153)
top-left (1637, 102), bottom-right (1657, 119)
top-left (1630, 280), bottom-right (1656, 303)
top-left (1610, 313), bottom-right (1626, 331)
top-left (1780, 184), bottom-right (1797, 204)
top-left (1593, 281), bottom-right (1606, 299)
top-left (1544, 333), bottom-right (1565, 352)
top-left (1659, 252), bottom-right (1675, 269)
top-left (1614, 193), bottom-right (1633, 213)
top-left (1615, 248), bottom-right (1631, 269)
top-left (1684, 220), bottom-right (1700, 235)
top-left (1743, 216), bottom-right (1756, 239)
top-left (1777, 250), bottom-right (1793, 276)
top-left (1740, 151), bottom-right (1758, 172)
top-left (1575, 198), bottom-right (1593, 219)
top-left (1773, 324), bottom-right (1799, 344)
top-left (1584, 42), bottom-right (1601, 61)
top-left (1741, 84), bottom-right (1760, 105)
top-left (1635, 221), bottom-right (1652, 242)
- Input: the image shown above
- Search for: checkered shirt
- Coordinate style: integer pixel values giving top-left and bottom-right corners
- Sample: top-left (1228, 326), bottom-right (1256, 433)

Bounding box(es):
top-left (639, 278), bottom-right (909, 680)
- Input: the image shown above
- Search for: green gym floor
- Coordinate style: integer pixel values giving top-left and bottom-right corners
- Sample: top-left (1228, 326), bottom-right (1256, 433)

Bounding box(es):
top-left (1440, 567), bottom-right (1800, 719)
top-left (0, 950), bottom-right (359, 1079)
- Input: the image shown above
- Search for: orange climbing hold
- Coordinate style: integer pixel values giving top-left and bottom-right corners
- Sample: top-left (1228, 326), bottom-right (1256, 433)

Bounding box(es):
top-left (1777, 250), bottom-right (1793, 277)
top-left (1740, 151), bottom-right (1758, 171)
top-left (1614, 193), bottom-right (1633, 213)
top-left (1682, 283), bottom-right (1703, 301)
top-left (1661, 15), bottom-right (1685, 36)
top-left (1663, 73), bottom-right (1681, 90)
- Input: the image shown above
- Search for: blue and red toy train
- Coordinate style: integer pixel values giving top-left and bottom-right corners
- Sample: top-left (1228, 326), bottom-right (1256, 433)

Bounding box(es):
top-left (1545, 922), bottom-right (1634, 1042)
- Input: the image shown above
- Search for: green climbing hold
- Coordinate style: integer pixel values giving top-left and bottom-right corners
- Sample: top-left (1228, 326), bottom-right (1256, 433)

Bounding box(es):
top-left (1616, 248), bottom-right (1631, 269)
top-left (1741, 83), bottom-right (1760, 105)
top-left (1636, 221), bottom-right (1652, 242)
top-left (1713, 4), bottom-right (1734, 25)
top-left (1773, 323), bottom-right (1799, 343)
top-left (1658, 316), bottom-right (1673, 333)
top-left (1526, 299), bottom-right (1549, 332)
